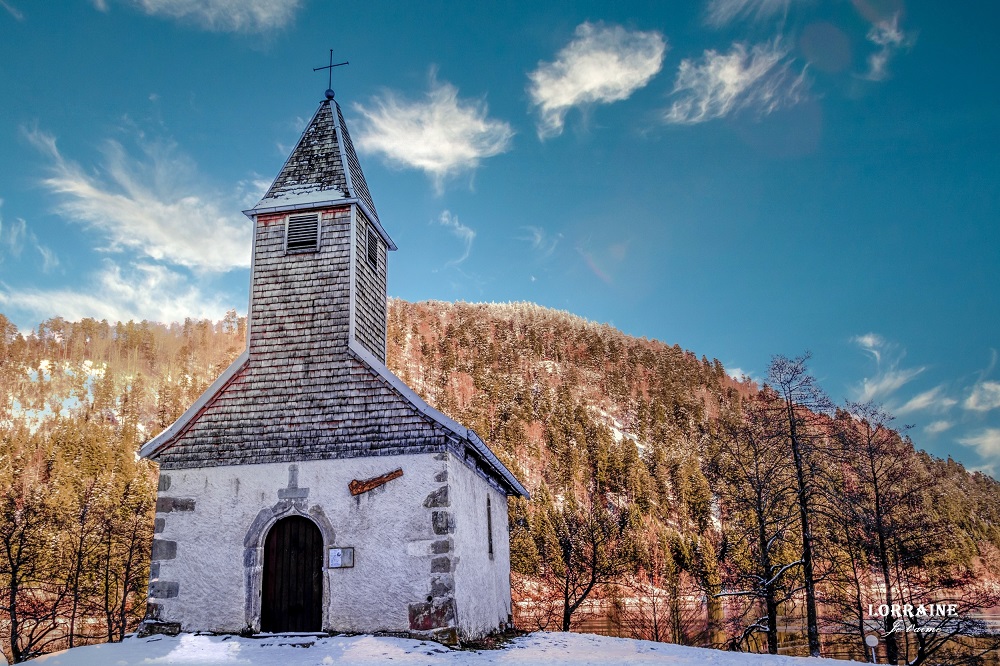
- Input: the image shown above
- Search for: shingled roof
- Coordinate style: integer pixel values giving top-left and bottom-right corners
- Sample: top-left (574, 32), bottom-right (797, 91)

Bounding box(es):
top-left (249, 99), bottom-right (395, 250)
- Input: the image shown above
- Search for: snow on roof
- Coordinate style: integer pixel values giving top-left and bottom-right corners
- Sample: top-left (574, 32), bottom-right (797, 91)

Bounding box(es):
top-left (252, 187), bottom-right (347, 209)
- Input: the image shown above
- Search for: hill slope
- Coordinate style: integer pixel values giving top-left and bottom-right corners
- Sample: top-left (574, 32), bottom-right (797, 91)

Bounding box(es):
top-left (1, 301), bottom-right (998, 663)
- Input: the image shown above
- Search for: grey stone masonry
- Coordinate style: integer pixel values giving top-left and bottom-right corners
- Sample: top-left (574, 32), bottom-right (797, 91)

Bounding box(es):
top-left (151, 205), bottom-right (452, 469)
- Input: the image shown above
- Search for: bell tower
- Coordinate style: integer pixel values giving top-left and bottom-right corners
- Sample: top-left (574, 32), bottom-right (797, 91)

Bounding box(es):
top-left (243, 90), bottom-right (396, 365)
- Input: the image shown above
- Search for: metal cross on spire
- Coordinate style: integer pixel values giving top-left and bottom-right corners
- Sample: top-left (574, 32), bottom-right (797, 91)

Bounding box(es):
top-left (314, 49), bottom-right (349, 100)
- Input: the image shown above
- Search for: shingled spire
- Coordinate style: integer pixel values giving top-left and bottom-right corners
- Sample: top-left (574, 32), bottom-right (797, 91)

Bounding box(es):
top-left (251, 98), bottom-right (393, 250)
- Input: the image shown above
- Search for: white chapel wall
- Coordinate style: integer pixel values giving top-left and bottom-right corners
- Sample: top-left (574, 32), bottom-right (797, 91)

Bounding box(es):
top-left (448, 456), bottom-right (513, 638)
top-left (152, 453), bottom-right (446, 633)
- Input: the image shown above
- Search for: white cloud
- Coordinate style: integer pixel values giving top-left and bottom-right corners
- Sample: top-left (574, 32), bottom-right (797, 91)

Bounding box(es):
top-left (959, 428), bottom-right (1000, 460)
top-left (35, 245), bottom-right (59, 273)
top-left (0, 1), bottom-right (24, 21)
top-left (924, 420), bottom-right (953, 435)
top-left (965, 381), bottom-right (1000, 412)
top-left (895, 385), bottom-right (957, 415)
top-left (354, 75), bottom-right (513, 191)
top-left (863, 13), bottom-right (910, 82)
top-left (236, 176), bottom-right (272, 208)
top-left (704, 0), bottom-right (796, 27)
top-left (518, 226), bottom-right (562, 258)
top-left (118, 0), bottom-right (300, 33)
top-left (664, 39), bottom-right (807, 124)
top-left (0, 203), bottom-right (59, 273)
top-left (852, 332), bottom-right (885, 364)
top-left (859, 367), bottom-right (924, 403)
top-left (528, 22), bottom-right (667, 139)
top-left (25, 127), bottom-right (250, 272)
top-left (851, 332), bottom-right (925, 403)
top-left (436, 211), bottom-right (475, 266)
top-left (0, 261), bottom-right (231, 325)
top-left (2, 217), bottom-right (26, 257)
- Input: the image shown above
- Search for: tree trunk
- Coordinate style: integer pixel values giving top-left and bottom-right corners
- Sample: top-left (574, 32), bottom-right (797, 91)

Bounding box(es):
top-left (787, 403), bottom-right (821, 657)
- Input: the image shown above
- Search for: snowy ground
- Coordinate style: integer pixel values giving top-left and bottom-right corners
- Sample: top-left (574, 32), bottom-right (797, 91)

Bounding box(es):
top-left (24, 632), bottom-right (859, 666)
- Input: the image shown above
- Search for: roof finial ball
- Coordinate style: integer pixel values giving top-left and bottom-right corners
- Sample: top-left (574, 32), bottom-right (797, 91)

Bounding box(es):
top-left (314, 49), bottom-right (349, 102)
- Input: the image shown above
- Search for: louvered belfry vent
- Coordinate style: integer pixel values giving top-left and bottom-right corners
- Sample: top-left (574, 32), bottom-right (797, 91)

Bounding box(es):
top-left (366, 227), bottom-right (379, 267)
top-left (286, 214), bottom-right (319, 252)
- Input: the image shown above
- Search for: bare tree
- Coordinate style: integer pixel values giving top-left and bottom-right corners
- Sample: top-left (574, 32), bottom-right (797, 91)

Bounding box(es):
top-left (714, 394), bottom-right (803, 653)
top-left (0, 456), bottom-right (67, 663)
top-left (615, 522), bottom-right (700, 644)
top-left (97, 477), bottom-right (154, 642)
top-left (536, 491), bottom-right (633, 632)
top-left (767, 353), bottom-right (832, 657)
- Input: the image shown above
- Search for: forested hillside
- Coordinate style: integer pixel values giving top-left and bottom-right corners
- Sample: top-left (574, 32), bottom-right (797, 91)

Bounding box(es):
top-left (1, 302), bottom-right (999, 664)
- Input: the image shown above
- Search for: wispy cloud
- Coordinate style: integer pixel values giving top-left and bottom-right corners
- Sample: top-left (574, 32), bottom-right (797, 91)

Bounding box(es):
top-left (0, 0), bottom-right (24, 21)
top-left (863, 13), bottom-right (911, 81)
top-left (896, 385), bottom-right (957, 415)
top-left (111, 0), bottom-right (300, 33)
top-left (859, 367), bottom-right (924, 403)
top-left (518, 225), bottom-right (562, 258)
top-left (436, 210), bottom-right (475, 266)
top-left (959, 428), bottom-right (1000, 460)
top-left (664, 39), bottom-right (807, 124)
top-left (528, 22), bottom-right (666, 139)
top-left (0, 260), bottom-right (231, 325)
top-left (354, 75), bottom-right (513, 192)
top-left (851, 332), bottom-right (925, 403)
top-left (1, 214), bottom-right (26, 257)
top-left (853, 332), bottom-right (885, 364)
top-left (704, 0), bottom-right (796, 27)
top-left (0, 202), bottom-right (58, 273)
top-left (965, 381), bottom-right (1000, 412)
top-left (925, 420), bottom-right (953, 435)
top-left (25, 127), bottom-right (250, 272)
top-left (35, 244), bottom-right (59, 273)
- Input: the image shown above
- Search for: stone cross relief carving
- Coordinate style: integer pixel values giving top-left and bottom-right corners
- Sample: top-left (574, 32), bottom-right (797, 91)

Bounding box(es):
top-left (277, 464), bottom-right (310, 500)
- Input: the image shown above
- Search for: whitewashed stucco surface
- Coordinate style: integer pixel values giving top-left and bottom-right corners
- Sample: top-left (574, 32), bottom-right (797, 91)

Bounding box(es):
top-left (449, 458), bottom-right (512, 638)
top-left (153, 451), bottom-right (514, 639)
top-left (154, 453), bottom-right (446, 634)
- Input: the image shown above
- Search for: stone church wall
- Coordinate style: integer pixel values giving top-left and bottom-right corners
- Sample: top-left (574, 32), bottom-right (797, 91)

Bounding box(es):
top-left (149, 453), bottom-right (452, 634)
top-left (447, 456), bottom-right (513, 638)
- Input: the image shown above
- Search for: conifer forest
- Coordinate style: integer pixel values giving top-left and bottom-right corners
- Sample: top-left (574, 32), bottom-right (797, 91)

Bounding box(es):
top-left (1, 302), bottom-right (999, 663)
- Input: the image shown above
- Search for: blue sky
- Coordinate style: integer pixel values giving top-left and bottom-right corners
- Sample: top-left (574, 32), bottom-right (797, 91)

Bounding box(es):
top-left (1, 1), bottom-right (998, 475)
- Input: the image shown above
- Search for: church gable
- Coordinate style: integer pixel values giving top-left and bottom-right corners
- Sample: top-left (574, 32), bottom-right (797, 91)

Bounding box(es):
top-left (148, 352), bottom-right (452, 469)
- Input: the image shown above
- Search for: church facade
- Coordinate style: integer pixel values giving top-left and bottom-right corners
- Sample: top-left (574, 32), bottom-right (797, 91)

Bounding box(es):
top-left (138, 90), bottom-right (528, 643)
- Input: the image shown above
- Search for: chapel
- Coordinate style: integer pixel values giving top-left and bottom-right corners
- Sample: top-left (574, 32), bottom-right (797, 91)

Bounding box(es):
top-left (137, 84), bottom-right (528, 644)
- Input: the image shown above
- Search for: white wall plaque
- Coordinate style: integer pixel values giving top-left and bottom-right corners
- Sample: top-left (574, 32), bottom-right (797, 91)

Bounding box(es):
top-left (328, 547), bottom-right (354, 568)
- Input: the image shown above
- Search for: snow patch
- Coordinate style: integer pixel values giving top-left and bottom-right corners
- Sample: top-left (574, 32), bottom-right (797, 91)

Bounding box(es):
top-left (254, 187), bottom-right (347, 209)
top-left (25, 631), bottom-right (856, 665)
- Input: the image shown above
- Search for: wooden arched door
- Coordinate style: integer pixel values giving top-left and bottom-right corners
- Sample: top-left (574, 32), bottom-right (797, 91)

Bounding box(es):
top-left (261, 516), bottom-right (323, 632)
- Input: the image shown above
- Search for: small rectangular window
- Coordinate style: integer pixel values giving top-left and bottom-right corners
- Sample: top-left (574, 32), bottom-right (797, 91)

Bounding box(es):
top-left (366, 227), bottom-right (379, 268)
top-left (286, 214), bottom-right (319, 252)
top-left (487, 496), bottom-right (494, 559)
